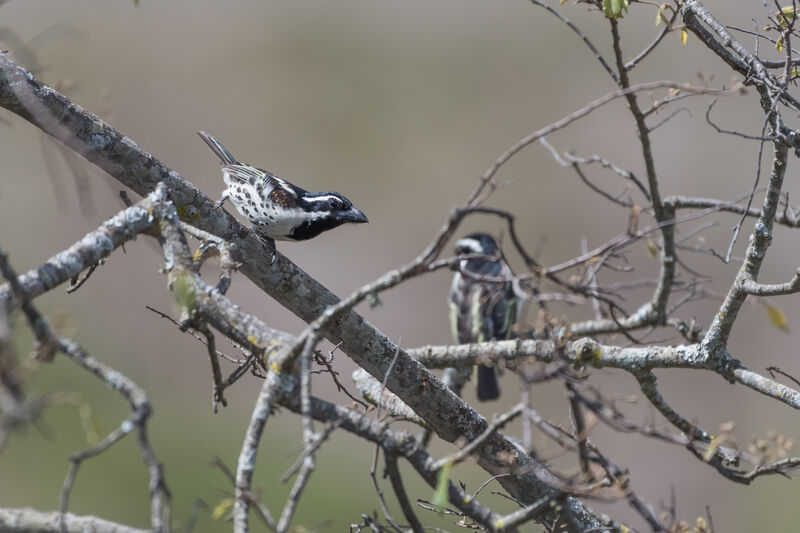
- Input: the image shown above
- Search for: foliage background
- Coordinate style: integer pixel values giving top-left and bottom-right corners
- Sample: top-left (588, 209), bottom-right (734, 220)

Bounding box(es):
top-left (0, 0), bottom-right (798, 530)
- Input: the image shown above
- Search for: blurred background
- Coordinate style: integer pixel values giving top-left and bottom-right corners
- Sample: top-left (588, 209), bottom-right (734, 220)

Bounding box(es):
top-left (1, 0), bottom-right (799, 530)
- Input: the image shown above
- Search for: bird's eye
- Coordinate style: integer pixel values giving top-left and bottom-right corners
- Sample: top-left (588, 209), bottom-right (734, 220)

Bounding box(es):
top-left (330, 199), bottom-right (341, 210)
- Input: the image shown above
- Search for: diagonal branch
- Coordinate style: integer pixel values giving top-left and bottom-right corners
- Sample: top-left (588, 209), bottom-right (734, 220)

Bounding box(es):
top-left (704, 142), bottom-right (789, 349)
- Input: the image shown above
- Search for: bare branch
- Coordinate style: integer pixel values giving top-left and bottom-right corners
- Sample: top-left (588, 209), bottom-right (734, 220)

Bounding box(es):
top-left (432, 404), bottom-right (524, 471)
top-left (352, 369), bottom-right (429, 428)
top-left (0, 508), bottom-right (149, 533)
top-left (527, 0), bottom-right (620, 85)
top-left (384, 454), bottom-right (425, 533)
top-left (0, 241), bottom-right (170, 533)
top-left (705, 142), bottom-right (789, 347)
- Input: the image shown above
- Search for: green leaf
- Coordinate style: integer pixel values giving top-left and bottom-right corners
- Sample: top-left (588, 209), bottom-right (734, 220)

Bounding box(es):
top-left (702, 436), bottom-right (722, 462)
top-left (778, 6), bottom-right (796, 28)
top-left (645, 238), bottom-right (659, 258)
top-left (212, 498), bottom-right (233, 520)
top-left (603, 0), bottom-right (629, 19)
top-left (79, 402), bottom-right (101, 445)
top-left (655, 4), bottom-right (671, 27)
top-left (766, 303), bottom-right (790, 333)
top-left (172, 271), bottom-right (197, 312)
top-left (431, 461), bottom-right (453, 511)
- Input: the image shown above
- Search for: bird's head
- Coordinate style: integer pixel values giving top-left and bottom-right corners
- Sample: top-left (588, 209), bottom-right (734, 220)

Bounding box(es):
top-left (308, 193), bottom-right (368, 223)
top-left (454, 233), bottom-right (501, 257)
top-left (289, 192), bottom-right (368, 240)
top-left (454, 233), bottom-right (505, 275)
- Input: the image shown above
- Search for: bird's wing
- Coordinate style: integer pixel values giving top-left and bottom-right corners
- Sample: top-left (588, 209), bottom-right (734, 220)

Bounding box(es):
top-left (469, 288), bottom-right (494, 342)
top-left (449, 273), bottom-right (493, 344)
top-left (448, 299), bottom-right (460, 344)
top-left (489, 282), bottom-right (517, 340)
top-left (449, 273), bottom-right (473, 343)
top-left (221, 164), bottom-right (271, 186)
top-left (450, 259), bottom-right (518, 343)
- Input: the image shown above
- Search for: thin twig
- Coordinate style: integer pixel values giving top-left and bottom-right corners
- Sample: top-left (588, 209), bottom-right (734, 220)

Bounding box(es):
top-left (432, 404), bottom-right (524, 471)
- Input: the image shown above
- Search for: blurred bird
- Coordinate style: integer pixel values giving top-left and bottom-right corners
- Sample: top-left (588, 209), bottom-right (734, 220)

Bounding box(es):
top-left (198, 131), bottom-right (368, 241)
top-left (448, 233), bottom-right (518, 401)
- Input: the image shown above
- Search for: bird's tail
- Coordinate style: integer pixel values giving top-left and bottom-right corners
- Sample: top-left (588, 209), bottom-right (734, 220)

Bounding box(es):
top-left (476, 365), bottom-right (500, 401)
top-left (197, 131), bottom-right (239, 165)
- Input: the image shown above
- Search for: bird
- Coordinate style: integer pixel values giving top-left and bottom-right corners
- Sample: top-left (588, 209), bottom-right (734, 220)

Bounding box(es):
top-left (448, 233), bottom-right (518, 401)
top-left (198, 131), bottom-right (368, 241)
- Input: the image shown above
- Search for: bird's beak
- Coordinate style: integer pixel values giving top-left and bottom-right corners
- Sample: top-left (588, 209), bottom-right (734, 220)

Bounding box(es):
top-left (343, 207), bottom-right (368, 224)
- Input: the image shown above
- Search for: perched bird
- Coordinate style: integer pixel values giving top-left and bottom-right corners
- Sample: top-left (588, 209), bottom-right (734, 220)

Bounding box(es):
top-left (448, 233), bottom-right (518, 401)
top-left (198, 131), bottom-right (368, 241)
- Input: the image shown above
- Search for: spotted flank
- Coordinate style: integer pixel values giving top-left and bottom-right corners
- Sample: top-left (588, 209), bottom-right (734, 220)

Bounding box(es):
top-left (220, 173), bottom-right (303, 240)
top-left (199, 130), bottom-right (368, 241)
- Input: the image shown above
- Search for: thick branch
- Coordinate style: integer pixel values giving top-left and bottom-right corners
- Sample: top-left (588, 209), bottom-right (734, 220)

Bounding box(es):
top-left (144, 187), bottom-right (607, 531)
top-left (0, 62), bottom-right (606, 532)
top-left (0, 198), bottom-right (161, 312)
top-left (409, 338), bottom-right (800, 411)
top-left (0, 508), bottom-right (148, 533)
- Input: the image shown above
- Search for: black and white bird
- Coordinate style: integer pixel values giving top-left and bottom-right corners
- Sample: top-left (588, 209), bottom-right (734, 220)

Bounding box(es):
top-left (448, 233), bottom-right (518, 401)
top-left (198, 131), bottom-right (368, 241)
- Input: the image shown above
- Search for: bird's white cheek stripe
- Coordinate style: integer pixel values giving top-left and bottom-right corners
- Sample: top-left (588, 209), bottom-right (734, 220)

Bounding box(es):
top-left (455, 239), bottom-right (483, 254)
top-left (305, 195), bottom-right (338, 204)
